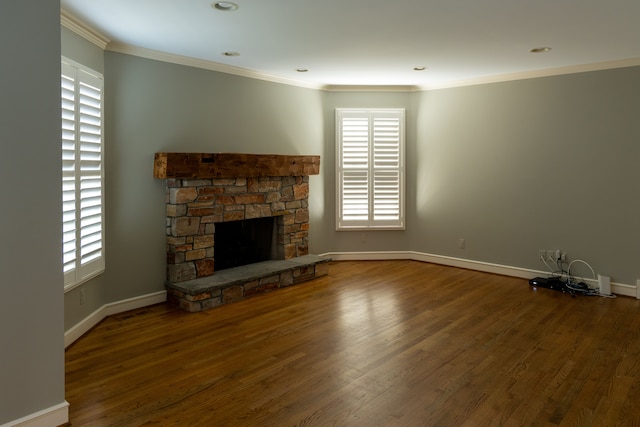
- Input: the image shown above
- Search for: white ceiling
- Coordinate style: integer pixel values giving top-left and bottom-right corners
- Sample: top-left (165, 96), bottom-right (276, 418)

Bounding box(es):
top-left (61, 0), bottom-right (640, 90)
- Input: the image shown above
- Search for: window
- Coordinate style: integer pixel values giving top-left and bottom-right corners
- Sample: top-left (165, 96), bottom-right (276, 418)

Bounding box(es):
top-left (336, 108), bottom-right (405, 230)
top-left (61, 58), bottom-right (105, 289)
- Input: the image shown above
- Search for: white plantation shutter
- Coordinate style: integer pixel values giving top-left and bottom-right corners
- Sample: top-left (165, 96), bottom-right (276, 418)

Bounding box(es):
top-left (62, 62), bottom-right (77, 276)
top-left (341, 115), bottom-right (370, 221)
top-left (372, 117), bottom-right (401, 221)
top-left (62, 59), bottom-right (105, 288)
top-left (337, 109), bottom-right (404, 230)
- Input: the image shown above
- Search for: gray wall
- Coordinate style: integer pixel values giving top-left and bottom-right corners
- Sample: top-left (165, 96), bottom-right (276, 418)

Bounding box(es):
top-left (61, 26), bottom-right (104, 73)
top-left (412, 69), bottom-right (640, 285)
top-left (314, 91), bottom-right (415, 253)
top-left (0, 1), bottom-right (65, 424)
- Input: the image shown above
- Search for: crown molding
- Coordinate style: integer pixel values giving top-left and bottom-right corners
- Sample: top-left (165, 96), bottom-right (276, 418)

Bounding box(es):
top-left (106, 42), bottom-right (326, 90)
top-left (420, 57), bottom-right (640, 91)
top-left (60, 10), bottom-right (110, 50)
top-left (99, 41), bottom-right (419, 92)
top-left (321, 84), bottom-right (421, 92)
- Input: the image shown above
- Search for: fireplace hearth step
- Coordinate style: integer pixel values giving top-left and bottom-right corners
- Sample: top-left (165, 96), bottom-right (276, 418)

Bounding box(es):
top-left (165, 255), bottom-right (331, 312)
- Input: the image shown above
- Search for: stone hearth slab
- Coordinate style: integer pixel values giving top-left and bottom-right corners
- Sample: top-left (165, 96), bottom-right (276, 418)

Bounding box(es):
top-left (165, 255), bottom-right (331, 312)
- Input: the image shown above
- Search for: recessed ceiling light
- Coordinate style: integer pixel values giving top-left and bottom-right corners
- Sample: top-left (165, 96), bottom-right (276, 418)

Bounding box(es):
top-left (296, 68), bottom-right (308, 73)
top-left (530, 47), bottom-right (552, 53)
top-left (223, 51), bottom-right (240, 56)
top-left (413, 66), bottom-right (427, 71)
top-left (212, 2), bottom-right (239, 11)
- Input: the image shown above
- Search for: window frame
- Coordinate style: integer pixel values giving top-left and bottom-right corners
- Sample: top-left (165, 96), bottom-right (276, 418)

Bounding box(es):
top-left (336, 108), bottom-right (405, 231)
top-left (61, 57), bottom-right (105, 291)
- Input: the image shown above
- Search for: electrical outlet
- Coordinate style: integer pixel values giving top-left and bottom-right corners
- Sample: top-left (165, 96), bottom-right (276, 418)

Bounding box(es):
top-left (546, 250), bottom-right (555, 262)
top-left (80, 288), bottom-right (86, 305)
top-left (540, 249), bottom-right (565, 262)
top-left (458, 238), bottom-right (465, 249)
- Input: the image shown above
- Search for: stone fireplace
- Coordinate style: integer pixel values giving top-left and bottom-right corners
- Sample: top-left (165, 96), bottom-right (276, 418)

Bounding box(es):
top-left (154, 153), bottom-right (330, 311)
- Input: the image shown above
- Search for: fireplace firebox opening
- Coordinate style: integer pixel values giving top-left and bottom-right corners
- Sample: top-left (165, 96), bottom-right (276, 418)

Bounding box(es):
top-left (214, 217), bottom-right (276, 271)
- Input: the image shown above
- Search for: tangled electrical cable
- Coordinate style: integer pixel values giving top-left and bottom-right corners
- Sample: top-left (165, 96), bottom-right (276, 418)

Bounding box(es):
top-left (541, 255), bottom-right (616, 298)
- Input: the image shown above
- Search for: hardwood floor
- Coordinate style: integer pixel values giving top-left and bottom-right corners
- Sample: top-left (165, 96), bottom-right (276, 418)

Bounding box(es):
top-left (65, 260), bottom-right (640, 426)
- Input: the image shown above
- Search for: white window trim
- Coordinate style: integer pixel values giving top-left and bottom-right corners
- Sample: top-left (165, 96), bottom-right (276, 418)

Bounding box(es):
top-left (336, 108), bottom-right (405, 231)
top-left (62, 57), bottom-right (105, 291)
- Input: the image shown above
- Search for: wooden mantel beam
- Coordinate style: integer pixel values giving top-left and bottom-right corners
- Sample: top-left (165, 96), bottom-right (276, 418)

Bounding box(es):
top-left (153, 153), bottom-right (320, 179)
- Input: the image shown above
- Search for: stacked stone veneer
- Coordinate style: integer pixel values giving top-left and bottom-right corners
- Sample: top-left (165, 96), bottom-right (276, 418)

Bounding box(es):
top-left (165, 175), bottom-right (310, 283)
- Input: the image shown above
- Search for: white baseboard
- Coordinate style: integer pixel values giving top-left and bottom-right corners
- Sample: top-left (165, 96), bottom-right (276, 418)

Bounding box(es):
top-left (0, 401), bottom-right (68, 427)
top-left (65, 290), bottom-right (167, 348)
top-left (614, 282), bottom-right (638, 298)
top-left (320, 251), bottom-right (637, 297)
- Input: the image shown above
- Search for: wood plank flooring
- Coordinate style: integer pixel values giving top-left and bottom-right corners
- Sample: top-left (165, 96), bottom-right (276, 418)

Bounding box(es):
top-left (65, 260), bottom-right (640, 426)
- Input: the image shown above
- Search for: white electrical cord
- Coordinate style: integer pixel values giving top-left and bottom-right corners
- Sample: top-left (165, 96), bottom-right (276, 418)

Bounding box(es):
top-left (542, 257), bottom-right (558, 275)
top-left (567, 259), bottom-right (596, 284)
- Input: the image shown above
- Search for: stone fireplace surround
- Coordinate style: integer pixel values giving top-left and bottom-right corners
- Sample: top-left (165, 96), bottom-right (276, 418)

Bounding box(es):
top-left (154, 153), bottom-right (329, 312)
